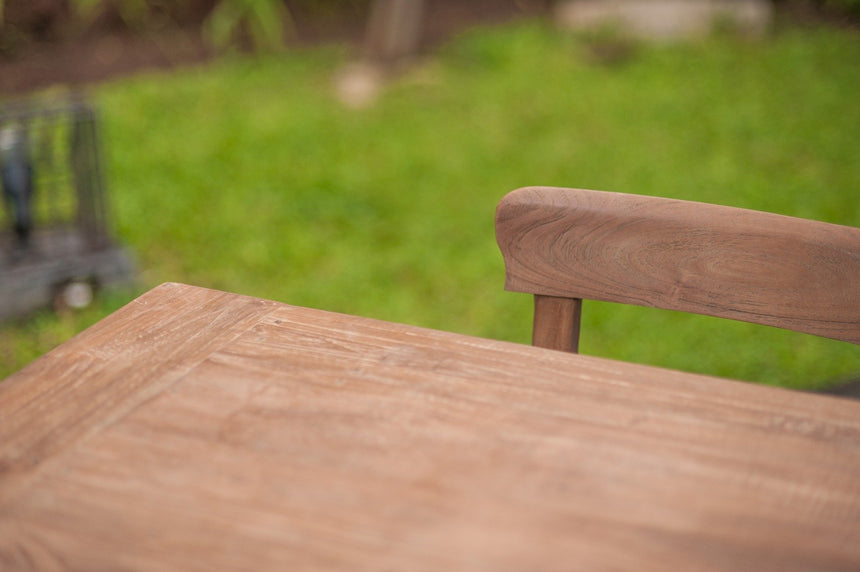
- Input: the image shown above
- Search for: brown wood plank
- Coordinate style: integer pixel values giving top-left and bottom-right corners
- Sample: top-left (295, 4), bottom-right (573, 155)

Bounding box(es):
top-left (2, 290), bottom-right (859, 570)
top-left (495, 186), bottom-right (860, 344)
top-left (0, 282), bottom-right (279, 505)
top-left (532, 294), bottom-right (582, 352)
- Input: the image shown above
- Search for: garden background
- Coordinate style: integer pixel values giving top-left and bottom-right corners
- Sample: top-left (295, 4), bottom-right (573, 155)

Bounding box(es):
top-left (1, 0), bottom-right (858, 388)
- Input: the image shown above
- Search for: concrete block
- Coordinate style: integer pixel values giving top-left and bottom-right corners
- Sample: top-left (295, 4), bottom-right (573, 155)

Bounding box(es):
top-left (555, 0), bottom-right (773, 39)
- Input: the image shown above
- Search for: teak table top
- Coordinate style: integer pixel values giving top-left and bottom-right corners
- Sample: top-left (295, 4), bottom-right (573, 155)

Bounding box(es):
top-left (1, 283), bottom-right (859, 571)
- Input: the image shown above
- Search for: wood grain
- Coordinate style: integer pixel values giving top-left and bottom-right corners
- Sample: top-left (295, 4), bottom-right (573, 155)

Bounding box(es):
top-left (0, 282), bottom-right (279, 505)
top-left (532, 294), bottom-right (582, 352)
top-left (2, 283), bottom-right (860, 571)
top-left (495, 186), bottom-right (860, 345)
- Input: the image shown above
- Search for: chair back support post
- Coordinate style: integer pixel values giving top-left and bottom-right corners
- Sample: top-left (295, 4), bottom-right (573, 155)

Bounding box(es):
top-left (533, 295), bottom-right (582, 353)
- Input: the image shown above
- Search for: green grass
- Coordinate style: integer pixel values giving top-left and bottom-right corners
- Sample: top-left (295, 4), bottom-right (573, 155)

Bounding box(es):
top-left (2, 20), bottom-right (859, 389)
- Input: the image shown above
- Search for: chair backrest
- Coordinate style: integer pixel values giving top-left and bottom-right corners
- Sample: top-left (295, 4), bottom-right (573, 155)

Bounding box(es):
top-left (495, 186), bottom-right (860, 353)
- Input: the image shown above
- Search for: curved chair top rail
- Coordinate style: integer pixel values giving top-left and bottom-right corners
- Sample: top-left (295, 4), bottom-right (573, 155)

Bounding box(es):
top-left (495, 187), bottom-right (860, 344)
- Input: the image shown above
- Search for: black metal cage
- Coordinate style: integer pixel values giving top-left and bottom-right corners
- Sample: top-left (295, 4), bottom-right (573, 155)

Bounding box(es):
top-left (0, 94), bottom-right (134, 319)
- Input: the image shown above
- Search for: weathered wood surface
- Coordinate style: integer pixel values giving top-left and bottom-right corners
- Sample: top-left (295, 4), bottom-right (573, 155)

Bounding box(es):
top-left (496, 186), bottom-right (860, 345)
top-left (2, 283), bottom-right (860, 571)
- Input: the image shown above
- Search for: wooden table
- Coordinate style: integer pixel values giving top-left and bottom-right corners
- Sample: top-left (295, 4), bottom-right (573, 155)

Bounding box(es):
top-left (2, 283), bottom-right (859, 571)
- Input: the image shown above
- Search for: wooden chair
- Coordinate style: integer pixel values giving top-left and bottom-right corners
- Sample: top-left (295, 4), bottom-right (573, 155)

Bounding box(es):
top-left (495, 187), bottom-right (860, 353)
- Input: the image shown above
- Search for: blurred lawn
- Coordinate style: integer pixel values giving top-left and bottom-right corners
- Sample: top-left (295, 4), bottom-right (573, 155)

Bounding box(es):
top-left (2, 20), bottom-right (858, 388)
